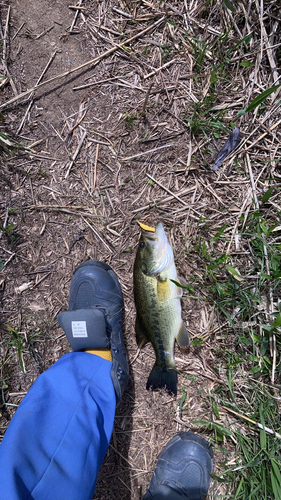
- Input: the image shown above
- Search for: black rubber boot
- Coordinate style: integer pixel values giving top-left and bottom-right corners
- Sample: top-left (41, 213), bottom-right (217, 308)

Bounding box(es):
top-left (143, 432), bottom-right (214, 500)
top-left (57, 260), bottom-right (129, 404)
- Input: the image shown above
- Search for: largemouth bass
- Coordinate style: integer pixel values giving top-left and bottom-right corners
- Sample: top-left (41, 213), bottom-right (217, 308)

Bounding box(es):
top-left (133, 222), bottom-right (190, 395)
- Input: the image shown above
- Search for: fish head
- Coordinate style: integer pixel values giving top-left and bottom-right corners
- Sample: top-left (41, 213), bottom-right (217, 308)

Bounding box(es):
top-left (136, 222), bottom-right (174, 275)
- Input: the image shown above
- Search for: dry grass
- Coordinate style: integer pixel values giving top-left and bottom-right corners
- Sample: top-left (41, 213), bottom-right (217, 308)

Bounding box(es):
top-left (0, 1), bottom-right (281, 498)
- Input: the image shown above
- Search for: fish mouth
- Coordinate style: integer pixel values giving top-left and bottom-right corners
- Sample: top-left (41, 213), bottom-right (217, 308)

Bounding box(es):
top-left (140, 221), bottom-right (161, 236)
top-left (141, 222), bottom-right (164, 242)
top-left (141, 222), bottom-right (174, 274)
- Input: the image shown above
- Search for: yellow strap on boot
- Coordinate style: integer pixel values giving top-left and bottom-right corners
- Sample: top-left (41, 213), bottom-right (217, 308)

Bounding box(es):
top-left (84, 349), bottom-right (112, 362)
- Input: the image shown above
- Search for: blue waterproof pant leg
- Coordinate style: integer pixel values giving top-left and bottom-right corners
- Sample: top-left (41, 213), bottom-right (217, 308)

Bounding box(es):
top-left (0, 352), bottom-right (116, 500)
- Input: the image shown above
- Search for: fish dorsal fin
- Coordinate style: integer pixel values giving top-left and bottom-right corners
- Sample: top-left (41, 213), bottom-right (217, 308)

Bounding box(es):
top-left (157, 277), bottom-right (171, 302)
top-left (135, 316), bottom-right (149, 348)
top-left (176, 322), bottom-right (190, 348)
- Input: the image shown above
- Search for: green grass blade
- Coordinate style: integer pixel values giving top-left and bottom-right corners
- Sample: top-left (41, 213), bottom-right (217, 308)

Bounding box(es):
top-left (226, 264), bottom-right (243, 281)
top-left (272, 312), bottom-right (281, 328)
top-left (259, 405), bottom-right (266, 450)
top-left (227, 33), bottom-right (252, 55)
top-left (262, 187), bottom-right (274, 203)
top-left (271, 459), bottom-right (281, 500)
top-left (223, 0), bottom-right (236, 12)
top-left (234, 476), bottom-right (244, 499)
top-left (246, 84), bottom-right (281, 112)
top-left (212, 401), bottom-right (220, 419)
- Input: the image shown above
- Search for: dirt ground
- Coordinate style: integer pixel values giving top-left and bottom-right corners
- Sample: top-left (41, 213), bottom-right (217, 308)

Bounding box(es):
top-left (0, 1), bottom-right (280, 499)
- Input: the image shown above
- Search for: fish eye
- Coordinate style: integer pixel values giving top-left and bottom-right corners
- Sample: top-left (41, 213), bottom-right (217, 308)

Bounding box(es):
top-left (139, 241), bottom-right (145, 249)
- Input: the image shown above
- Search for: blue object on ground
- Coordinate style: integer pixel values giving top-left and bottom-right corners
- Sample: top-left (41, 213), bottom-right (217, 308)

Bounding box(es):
top-left (213, 127), bottom-right (240, 171)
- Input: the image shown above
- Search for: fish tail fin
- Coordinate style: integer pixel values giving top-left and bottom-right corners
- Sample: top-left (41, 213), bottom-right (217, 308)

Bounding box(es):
top-left (146, 365), bottom-right (178, 396)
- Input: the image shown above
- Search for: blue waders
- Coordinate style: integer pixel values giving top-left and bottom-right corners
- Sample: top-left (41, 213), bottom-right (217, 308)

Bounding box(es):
top-left (0, 352), bottom-right (116, 500)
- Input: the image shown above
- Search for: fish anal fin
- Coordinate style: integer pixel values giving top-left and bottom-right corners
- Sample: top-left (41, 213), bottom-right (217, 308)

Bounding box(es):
top-left (146, 365), bottom-right (178, 396)
top-left (176, 322), bottom-right (190, 348)
top-left (135, 316), bottom-right (149, 348)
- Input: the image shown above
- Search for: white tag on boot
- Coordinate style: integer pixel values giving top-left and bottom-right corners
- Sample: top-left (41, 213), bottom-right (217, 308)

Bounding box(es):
top-left (71, 321), bottom-right (88, 338)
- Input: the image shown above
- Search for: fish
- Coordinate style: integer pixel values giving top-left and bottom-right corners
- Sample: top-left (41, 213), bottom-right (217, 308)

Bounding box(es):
top-left (133, 221), bottom-right (190, 395)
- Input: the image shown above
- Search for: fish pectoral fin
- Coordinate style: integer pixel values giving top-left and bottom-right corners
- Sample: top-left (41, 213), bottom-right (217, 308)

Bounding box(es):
top-left (157, 277), bottom-right (171, 302)
top-left (177, 275), bottom-right (188, 287)
top-left (135, 316), bottom-right (149, 348)
top-left (172, 275), bottom-right (187, 298)
top-left (176, 322), bottom-right (190, 348)
top-left (173, 283), bottom-right (183, 299)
